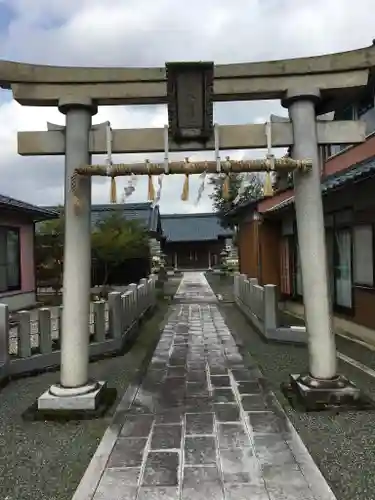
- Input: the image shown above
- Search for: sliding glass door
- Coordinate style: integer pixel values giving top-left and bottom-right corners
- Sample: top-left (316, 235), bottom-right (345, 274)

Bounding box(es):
top-left (281, 210), bottom-right (353, 312)
top-left (290, 226), bottom-right (352, 311)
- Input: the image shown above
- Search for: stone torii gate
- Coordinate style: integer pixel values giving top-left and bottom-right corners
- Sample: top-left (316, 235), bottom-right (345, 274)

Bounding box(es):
top-left (3, 43), bottom-right (375, 413)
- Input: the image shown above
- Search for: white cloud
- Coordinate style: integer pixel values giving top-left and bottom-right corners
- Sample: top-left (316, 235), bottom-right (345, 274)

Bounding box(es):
top-left (0, 0), bottom-right (374, 212)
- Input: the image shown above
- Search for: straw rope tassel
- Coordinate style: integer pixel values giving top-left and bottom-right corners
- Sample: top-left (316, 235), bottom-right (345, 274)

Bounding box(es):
top-left (263, 171), bottom-right (273, 197)
top-left (181, 174), bottom-right (189, 201)
top-left (222, 175), bottom-right (230, 200)
top-left (145, 160), bottom-right (155, 201)
top-left (110, 177), bottom-right (117, 203)
top-left (222, 156), bottom-right (231, 200)
top-left (181, 157), bottom-right (190, 201)
top-left (148, 174), bottom-right (155, 201)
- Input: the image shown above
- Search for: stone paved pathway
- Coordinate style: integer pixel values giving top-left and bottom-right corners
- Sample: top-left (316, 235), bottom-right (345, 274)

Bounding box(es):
top-left (84, 273), bottom-right (336, 500)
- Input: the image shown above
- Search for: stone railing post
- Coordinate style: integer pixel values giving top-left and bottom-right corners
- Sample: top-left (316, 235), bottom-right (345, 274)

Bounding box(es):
top-left (140, 278), bottom-right (148, 313)
top-left (121, 291), bottom-right (132, 330)
top-left (108, 292), bottom-right (122, 339)
top-left (263, 284), bottom-right (278, 332)
top-left (57, 305), bottom-right (63, 341)
top-left (120, 292), bottom-right (127, 329)
top-left (18, 310), bottom-right (32, 358)
top-left (148, 274), bottom-right (156, 308)
top-left (243, 279), bottom-right (249, 308)
top-left (38, 308), bottom-right (52, 354)
top-left (93, 300), bottom-right (106, 342)
top-left (239, 274), bottom-right (246, 302)
top-left (138, 284), bottom-right (145, 315)
top-left (127, 283), bottom-right (138, 318)
top-left (0, 304), bottom-right (9, 372)
top-left (249, 278), bottom-right (258, 312)
top-left (233, 272), bottom-right (240, 298)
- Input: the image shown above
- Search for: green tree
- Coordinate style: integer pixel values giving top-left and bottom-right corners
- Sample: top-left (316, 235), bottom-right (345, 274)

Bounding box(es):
top-left (35, 208), bottom-right (64, 294)
top-left (35, 210), bottom-right (150, 292)
top-left (209, 173), bottom-right (263, 226)
top-left (91, 213), bottom-right (149, 285)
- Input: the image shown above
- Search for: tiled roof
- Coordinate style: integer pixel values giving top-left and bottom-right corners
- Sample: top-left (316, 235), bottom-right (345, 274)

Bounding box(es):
top-left (0, 195), bottom-right (59, 220)
top-left (322, 156), bottom-right (375, 191)
top-left (45, 203), bottom-right (161, 233)
top-left (91, 203), bottom-right (154, 229)
top-left (161, 213), bottom-right (233, 242)
top-left (266, 196), bottom-right (294, 213)
top-left (266, 155), bottom-right (375, 214)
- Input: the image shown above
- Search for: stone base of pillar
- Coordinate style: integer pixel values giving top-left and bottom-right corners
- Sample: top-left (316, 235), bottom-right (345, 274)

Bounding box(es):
top-left (282, 373), bottom-right (373, 412)
top-left (38, 380), bottom-right (106, 410)
top-left (22, 381), bottom-right (117, 421)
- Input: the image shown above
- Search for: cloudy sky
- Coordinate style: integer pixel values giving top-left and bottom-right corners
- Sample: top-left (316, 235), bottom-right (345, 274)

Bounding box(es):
top-left (0, 0), bottom-right (373, 214)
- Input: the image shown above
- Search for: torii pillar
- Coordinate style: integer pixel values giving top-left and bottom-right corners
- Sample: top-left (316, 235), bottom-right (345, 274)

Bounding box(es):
top-left (282, 89), bottom-right (360, 408)
top-left (38, 97), bottom-right (107, 412)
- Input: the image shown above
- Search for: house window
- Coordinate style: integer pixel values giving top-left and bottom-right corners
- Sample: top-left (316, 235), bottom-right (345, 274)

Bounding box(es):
top-left (0, 227), bottom-right (21, 292)
top-left (330, 92), bottom-right (375, 156)
top-left (357, 89), bottom-right (375, 135)
top-left (359, 105), bottom-right (375, 136)
top-left (353, 225), bottom-right (374, 286)
top-left (330, 144), bottom-right (345, 156)
top-left (330, 105), bottom-right (358, 155)
top-left (320, 145), bottom-right (332, 166)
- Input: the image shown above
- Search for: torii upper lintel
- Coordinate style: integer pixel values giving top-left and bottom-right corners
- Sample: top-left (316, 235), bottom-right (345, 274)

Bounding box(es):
top-left (0, 44), bottom-right (375, 86)
top-left (1, 44), bottom-right (375, 107)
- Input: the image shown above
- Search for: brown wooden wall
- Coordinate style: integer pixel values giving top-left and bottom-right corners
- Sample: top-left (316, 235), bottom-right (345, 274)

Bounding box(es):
top-left (237, 219), bottom-right (281, 286)
top-left (259, 221), bottom-right (281, 287)
top-left (353, 288), bottom-right (375, 329)
top-left (238, 221), bottom-right (259, 279)
top-left (163, 240), bottom-right (225, 268)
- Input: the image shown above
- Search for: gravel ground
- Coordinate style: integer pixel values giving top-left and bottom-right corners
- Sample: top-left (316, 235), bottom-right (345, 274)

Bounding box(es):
top-left (206, 274), bottom-right (375, 500)
top-left (0, 278), bottom-right (181, 500)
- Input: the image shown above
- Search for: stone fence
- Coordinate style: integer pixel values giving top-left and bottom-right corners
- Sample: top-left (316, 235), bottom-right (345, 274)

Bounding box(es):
top-left (0, 275), bottom-right (157, 385)
top-left (233, 273), bottom-right (306, 344)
